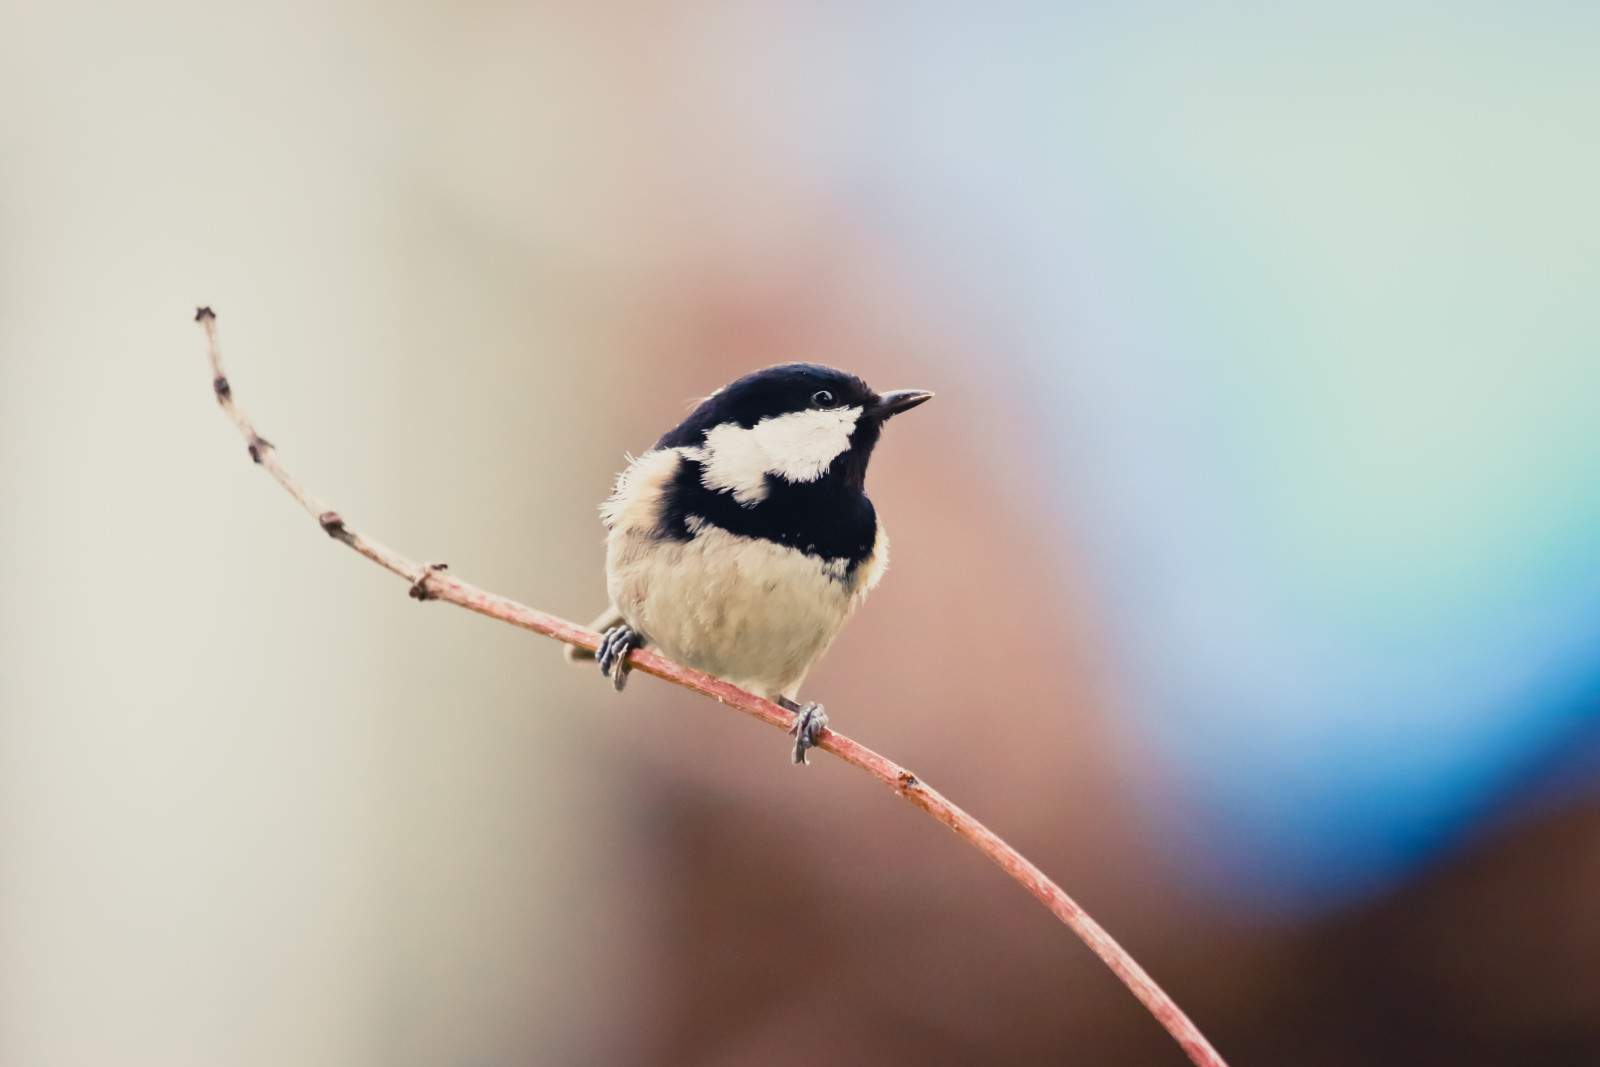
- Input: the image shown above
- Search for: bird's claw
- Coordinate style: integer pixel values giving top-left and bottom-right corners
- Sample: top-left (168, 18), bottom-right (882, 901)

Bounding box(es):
top-left (596, 624), bottom-right (639, 692)
top-left (786, 702), bottom-right (828, 765)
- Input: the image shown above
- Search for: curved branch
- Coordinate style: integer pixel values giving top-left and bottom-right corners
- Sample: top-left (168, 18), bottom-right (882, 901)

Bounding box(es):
top-left (195, 307), bottom-right (1229, 1067)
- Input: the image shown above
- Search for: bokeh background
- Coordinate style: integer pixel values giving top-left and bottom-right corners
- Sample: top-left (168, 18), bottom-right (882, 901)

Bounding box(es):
top-left (3, 3), bottom-right (1598, 1064)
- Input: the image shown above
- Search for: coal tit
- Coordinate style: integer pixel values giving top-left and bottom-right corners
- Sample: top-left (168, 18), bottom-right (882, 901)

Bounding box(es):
top-left (570, 363), bottom-right (932, 763)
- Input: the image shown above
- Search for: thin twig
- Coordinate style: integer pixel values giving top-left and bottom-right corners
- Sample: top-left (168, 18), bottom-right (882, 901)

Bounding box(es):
top-left (196, 307), bottom-right (1228, 1067)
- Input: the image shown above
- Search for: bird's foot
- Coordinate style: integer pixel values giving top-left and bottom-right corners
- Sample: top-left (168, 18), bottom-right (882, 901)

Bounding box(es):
top-left (778, 697), bottom-right (828, 765)
top-left (596, 624), bottom-right (640, 692)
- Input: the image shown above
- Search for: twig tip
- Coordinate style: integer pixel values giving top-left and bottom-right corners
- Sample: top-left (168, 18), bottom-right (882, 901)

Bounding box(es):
top-left (195, 306), bottom-right (215, 322)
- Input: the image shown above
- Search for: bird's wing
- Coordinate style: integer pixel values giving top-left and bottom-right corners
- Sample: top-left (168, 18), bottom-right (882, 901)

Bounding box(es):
top-left (563, 603), bottom-right (627, 663)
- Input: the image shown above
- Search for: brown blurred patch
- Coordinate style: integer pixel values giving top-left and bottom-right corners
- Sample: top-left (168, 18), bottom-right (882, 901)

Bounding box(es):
top-left (641, 786), bottom-right (1600, 1066)
top-left (1226, 801), bottom-right (1600, 1067)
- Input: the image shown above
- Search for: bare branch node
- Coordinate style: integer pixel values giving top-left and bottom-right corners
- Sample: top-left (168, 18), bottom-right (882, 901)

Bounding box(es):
top-left (409, 562), bottom-right (449, 601)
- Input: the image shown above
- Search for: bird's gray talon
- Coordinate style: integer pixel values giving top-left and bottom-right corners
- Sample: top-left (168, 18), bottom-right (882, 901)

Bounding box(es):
top-left (597, 624), bottom-right (638, 692)
top-left (786, 702), bottom-right (828, 764)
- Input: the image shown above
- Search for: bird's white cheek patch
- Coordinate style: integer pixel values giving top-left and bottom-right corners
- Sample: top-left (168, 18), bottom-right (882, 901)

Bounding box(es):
top-left (684, 424), bottom-right (771, 505)
top-left (687, 407), bottom-right (862, 504)
top-left (756, 407), bottom-right (862, 482)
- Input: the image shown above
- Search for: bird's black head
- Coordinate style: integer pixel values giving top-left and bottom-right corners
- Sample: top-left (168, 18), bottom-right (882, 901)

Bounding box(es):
top-left (667, 364), bottom-right (877, 436)
top-left (653, 363), bottom-right (932, 562)
top-left (657, 363), bottom-right (931, 486)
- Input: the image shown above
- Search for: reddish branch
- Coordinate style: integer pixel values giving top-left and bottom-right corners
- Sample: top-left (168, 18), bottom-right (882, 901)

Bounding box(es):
top-left (196, 307), bottom-right (1229, 1067)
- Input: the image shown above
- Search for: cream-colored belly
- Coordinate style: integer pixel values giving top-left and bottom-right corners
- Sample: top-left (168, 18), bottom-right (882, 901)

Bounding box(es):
top-left (606, 524), bottom-right (867, 701)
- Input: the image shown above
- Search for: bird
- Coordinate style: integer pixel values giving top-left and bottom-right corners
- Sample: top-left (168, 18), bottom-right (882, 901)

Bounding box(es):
top-left (568, 363), bottom-right (932, 763)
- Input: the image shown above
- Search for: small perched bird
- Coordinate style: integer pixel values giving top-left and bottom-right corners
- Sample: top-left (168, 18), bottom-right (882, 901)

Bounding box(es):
top-left (569, 363), bottom-right (932, 763)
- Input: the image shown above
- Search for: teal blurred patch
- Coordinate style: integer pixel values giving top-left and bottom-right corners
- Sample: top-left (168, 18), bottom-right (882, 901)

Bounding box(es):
top-left (791, 2), bottom-right (1600, 909)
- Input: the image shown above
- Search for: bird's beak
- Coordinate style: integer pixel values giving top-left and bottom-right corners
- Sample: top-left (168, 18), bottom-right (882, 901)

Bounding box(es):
top-left (873, 389), bottom-right (934, 419)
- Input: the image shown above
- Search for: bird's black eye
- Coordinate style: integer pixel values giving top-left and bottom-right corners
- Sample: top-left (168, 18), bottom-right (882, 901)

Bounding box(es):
top-left (811, 390), bottom-right (835, 408)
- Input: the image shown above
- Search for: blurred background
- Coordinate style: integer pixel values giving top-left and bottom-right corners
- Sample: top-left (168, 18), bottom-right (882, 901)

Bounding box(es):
top-left (2, 2), bottom-right (1598, 1064)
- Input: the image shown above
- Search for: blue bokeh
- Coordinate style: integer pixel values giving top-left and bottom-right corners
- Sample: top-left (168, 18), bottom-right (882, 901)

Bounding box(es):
top-left (775, 3), bottom-right (1600, 910)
